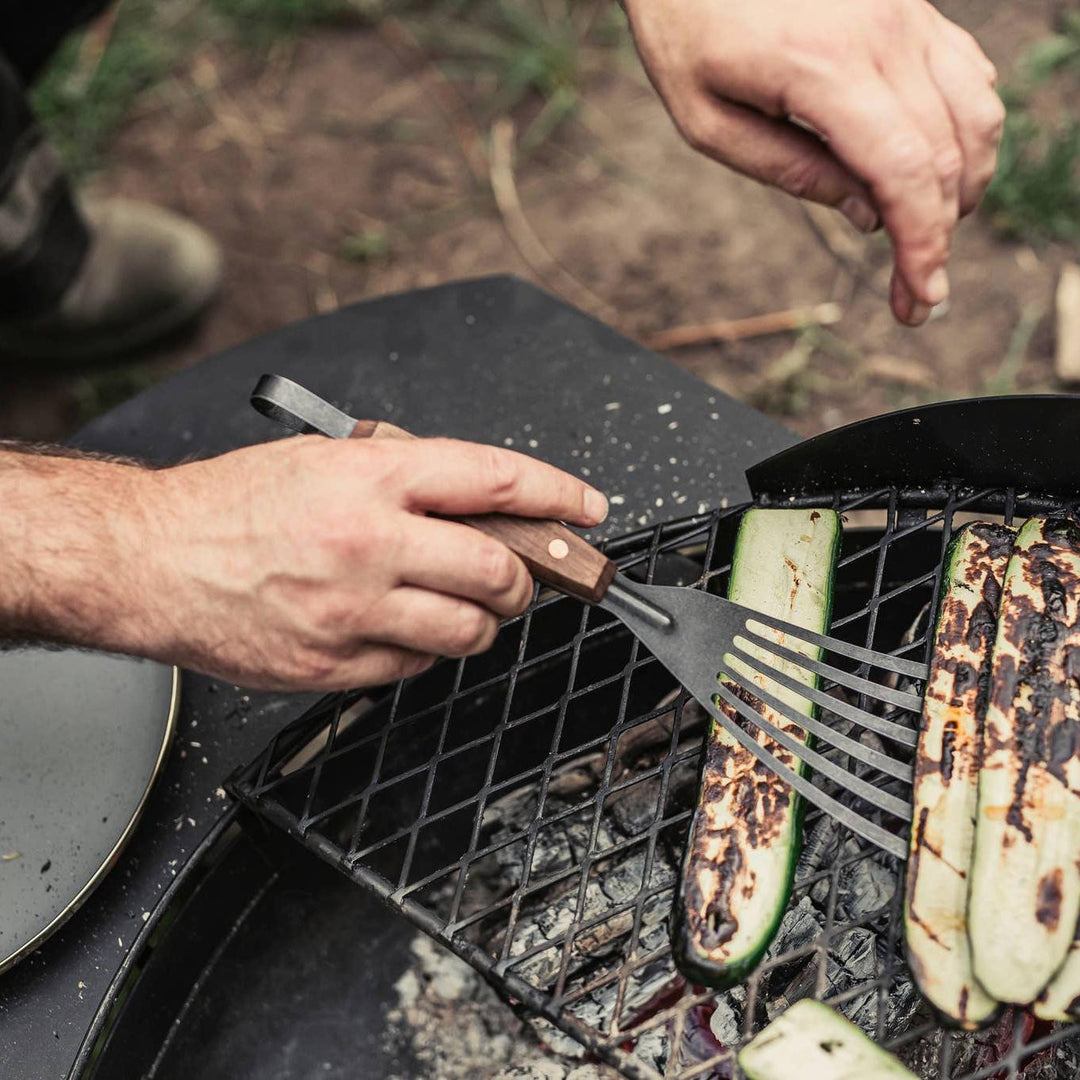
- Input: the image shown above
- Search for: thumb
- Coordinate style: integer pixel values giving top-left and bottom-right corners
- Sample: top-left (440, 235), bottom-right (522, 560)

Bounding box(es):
top-left (689, 95), bottom-right (880, 231)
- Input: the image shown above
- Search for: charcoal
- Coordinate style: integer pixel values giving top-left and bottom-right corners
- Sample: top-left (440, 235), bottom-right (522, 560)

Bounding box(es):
top-left (836, 847), bottom-right (897, 921)
top-left (608, 781), bottom-right (666, 837)
top-left (766, 896), bottom-right (822, 958)
top-left (796, 814), bottom-right (843, 877)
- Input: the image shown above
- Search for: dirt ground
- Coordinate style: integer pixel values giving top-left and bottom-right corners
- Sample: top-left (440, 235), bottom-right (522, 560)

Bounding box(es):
top-left (0, 0), bottom-right (1071, 445)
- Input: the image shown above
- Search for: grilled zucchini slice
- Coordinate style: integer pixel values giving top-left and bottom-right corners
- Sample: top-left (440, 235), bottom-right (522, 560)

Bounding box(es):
top-left (1035, 937), bottom-right (1080, 1020)
top-left (904, 522), bottom-right (1013, 1029)
top-left (673, 507), bottom-right (840, 988)
top-left (968, 516), bottom-right (1080, 1004)
top-left (738, 999), bottom-right (918, 1080)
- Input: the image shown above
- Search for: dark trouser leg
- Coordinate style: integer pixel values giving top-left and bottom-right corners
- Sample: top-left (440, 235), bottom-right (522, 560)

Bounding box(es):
top-left (0, 55), bottom-right (88, 318)
top-left (0, 0), bottom-right (113, 319)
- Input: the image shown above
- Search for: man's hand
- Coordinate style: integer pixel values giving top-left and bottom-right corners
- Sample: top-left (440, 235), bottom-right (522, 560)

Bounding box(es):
top-left (0, 437), bottom-right (608, 691)
top-left (624, 0), bottom-right (1005, 326)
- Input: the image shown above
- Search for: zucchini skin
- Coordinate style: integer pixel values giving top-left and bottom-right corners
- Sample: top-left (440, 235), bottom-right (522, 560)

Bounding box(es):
top-left (904, 523), bottom-right (1012, 1030)
top-left (737, 999), bottom-right (918, 1080)
top-left (969, 517), bottom-right (1080, 1005)
top-left (672, 508), bottom-right (840, 989)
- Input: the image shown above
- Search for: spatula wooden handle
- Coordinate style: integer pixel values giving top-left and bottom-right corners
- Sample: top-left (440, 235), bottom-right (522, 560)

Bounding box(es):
top-left (348, 419), bottom-right (616, 603)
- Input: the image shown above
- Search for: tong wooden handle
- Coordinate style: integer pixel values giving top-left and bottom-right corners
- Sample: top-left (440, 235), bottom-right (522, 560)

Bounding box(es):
top-left (349, 419), bottom-right (616, 603)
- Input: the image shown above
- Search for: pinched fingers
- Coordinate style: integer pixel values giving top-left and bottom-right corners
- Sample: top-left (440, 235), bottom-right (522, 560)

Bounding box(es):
top-left (393, 439), bottom-right (608, 527)
top-left (790, 75), bottom-right (952, 320)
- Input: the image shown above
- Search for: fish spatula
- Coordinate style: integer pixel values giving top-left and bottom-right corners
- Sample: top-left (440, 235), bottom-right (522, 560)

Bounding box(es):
top-left (251, 374), bottom-right (926, 859)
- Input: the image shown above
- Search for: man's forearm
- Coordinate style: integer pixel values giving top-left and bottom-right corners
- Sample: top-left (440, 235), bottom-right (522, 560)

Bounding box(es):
top-left (0, 445), bottom-right (162, 653)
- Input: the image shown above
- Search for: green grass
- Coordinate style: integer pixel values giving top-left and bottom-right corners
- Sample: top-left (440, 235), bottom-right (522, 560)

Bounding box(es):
top-left (30, 0), bottom-right (381, 179)
top-left (407, 0), bottom-right (628, 152)
top-left (30, 0), bottom-right (175, 178)
top-left (984, 17), bottom-right (1080, 246)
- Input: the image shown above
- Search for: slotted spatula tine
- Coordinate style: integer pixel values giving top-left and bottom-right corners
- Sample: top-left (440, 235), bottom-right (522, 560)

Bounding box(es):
top-left (709, 683), bottom-right (911, 860)
top-left (722, 653), bottom-right (916, 777)
top-left (736, 626), bottom-right (925, 712)
top-left (732, 606), bottom-right (929, 680)
top-left (726, 642), bottom-right (919, 748)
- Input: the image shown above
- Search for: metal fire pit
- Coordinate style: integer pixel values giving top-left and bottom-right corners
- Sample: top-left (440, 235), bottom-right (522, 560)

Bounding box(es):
top-left (229, 398), bottom-right (1080, 1080)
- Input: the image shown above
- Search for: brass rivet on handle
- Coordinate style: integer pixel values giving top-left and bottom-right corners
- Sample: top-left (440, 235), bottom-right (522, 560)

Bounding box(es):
top-left (548, 538), bottom-right (569, 560)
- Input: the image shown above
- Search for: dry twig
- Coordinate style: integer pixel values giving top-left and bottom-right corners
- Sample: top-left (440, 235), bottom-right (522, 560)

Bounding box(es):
top-left (489, 117), bottom-right (620, 325)
top-left (643, 302), bottom-right (843, 351)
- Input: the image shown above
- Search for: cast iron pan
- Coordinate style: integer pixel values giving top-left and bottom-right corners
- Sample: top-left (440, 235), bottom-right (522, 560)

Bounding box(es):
top-left (0, 648), bottom-right (178, 974)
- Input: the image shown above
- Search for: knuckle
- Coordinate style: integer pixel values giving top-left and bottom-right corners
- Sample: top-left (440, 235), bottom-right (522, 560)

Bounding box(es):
top-left (674, 107), bottom-right (715, 157)
top-left (478, 541), bottom-right (519, 594)
top-left (390, 652), bottom-right (436, 681)
top-left (975, 96), bottom-right (1006, 139)
top-left (907, 232), bottom-right (950, 268)
top-left (321, 510), bottom-right (382, 563)
top-left (510, 579), bottom-right (534, 616)
top-left (309, 596), bottom-right (355, 637)
top-left (446, 603), bottom-right (496, 655)
top-left (480, 446), bottom-right (520, 504)
top-left (934, 145), bottom-right (964, 185)
top-left (772, 154), bottom-right (823, 200)
top-left (880, 134), bottom-right (934, 185)
top-left (868, 0), bottom-right (904, 35)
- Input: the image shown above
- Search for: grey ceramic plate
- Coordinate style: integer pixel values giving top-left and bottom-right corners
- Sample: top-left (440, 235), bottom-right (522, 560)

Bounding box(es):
top-left (0, 648), bottom-right (178, 974)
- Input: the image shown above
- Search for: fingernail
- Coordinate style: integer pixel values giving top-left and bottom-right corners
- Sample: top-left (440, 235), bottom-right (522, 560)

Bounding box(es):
top-left (926, 267), bottom-right (950, 305)
top-left (840, 196), bottom-right (879, 233)
top-left (584, 488), bottom-right (609, 523)
top-left (907, 301), bottom-right (933, 327)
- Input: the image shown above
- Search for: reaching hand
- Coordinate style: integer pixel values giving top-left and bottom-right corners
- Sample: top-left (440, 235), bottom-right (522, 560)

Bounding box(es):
top-left (0, 437), bottom-right (607, 691)
top-left (625, 0), bottom-right (1004, 326)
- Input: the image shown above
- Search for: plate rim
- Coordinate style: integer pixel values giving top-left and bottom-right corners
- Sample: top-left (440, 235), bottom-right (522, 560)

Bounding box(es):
top-left (0, 664), bottom-right (181, 975)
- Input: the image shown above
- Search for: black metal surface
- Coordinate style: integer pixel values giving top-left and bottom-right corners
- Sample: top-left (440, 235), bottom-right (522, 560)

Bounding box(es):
top-left (0, 275), bottom-right (789, 1080)
top-left (86, 811), bottom-right (422, 1080)
top-left (747, 396), bottom-right (1080, 500)
top-left (232, 483), bottom-right (1080, 1080)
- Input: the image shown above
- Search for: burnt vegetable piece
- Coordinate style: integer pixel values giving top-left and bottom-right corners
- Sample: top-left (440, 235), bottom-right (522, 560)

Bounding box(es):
top-left (904, 522), bottom-right (1013, 1029)
top-left (673, 507), bottom-right (840, 988)
top-left (737, 998), bottom-right (918, 1080)
top-left (969, 516), bottom-right (1080, 1005)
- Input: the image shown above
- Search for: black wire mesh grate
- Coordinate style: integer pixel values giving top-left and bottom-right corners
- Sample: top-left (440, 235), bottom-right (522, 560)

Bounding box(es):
top-left (229, 485), bottom-right (1080, 1080)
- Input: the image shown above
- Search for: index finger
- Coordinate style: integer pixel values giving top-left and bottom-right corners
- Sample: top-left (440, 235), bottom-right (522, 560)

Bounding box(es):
top-left (789, 75), bottom-right (952, 310)
top-left (391, 438), bottom-right (609, 527)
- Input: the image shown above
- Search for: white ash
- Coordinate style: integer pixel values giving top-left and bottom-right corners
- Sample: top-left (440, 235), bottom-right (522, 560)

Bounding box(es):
top-left (383, 934), bottom-right (619, 1080)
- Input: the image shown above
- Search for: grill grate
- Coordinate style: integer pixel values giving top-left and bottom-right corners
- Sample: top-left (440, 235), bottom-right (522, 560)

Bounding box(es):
top-left (230, 485), bottom-right (1080, 1080)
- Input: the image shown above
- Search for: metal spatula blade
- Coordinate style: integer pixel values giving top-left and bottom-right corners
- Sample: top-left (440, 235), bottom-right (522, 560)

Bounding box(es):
top-left (602, 576), bottom-right (916, 858)
top-left (251, 374), bottom-right (924, 860)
